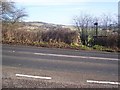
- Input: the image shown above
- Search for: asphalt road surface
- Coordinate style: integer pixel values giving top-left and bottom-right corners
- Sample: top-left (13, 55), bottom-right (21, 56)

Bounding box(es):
top-left (2, 44), bottom-right (119, 88)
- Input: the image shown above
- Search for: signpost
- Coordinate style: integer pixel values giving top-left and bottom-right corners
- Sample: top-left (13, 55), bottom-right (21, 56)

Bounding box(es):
top-left (94, 22), bottom-right (98, 37)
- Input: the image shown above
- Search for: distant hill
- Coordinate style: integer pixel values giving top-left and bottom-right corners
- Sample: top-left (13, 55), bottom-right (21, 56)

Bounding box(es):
top-left (21, 21), bottom-right (76, 31)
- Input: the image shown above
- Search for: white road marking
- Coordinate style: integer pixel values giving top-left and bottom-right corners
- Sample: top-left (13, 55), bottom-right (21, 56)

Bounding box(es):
top-left (34, 53), bottom-right (118, 61)
top-left (12, 51), bottom-right (15, 52)
top-left (8, 50), bottom-right (15, 52)
top-left (87, 80), bottom-right (120, 85)
top-left (16, 74), bottom-right (52, 80)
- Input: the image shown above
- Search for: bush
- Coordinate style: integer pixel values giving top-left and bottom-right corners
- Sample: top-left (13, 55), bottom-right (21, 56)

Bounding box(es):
top-left (41, 28), bottom-right (80, 44)
top-left (2, 26), bottom-right (81, 47)
top-left (93, 33), bottom-right (119, 49)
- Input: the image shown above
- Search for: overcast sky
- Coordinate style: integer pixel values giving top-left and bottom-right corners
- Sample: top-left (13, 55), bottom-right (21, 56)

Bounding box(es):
top-left (14, 0), bottom-right (118, 25)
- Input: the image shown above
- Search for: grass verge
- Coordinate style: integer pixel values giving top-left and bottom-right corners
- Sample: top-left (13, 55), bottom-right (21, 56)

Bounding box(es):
top-left (2, 40), bottom-right (119, 52)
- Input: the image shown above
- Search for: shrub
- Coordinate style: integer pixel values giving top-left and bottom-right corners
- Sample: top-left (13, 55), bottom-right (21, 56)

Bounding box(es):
top-left (2, 26), bottom-right (81, 47)
top-left (93, 33), bottom-right (119, 49)
top-left (41, 28), bottom-right (80, 44)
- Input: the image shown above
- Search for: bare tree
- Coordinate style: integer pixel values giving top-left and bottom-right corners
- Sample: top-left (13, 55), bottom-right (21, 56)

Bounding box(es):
top-left (1, 0), bottom-right (28, 42)
top-left (100, 13), bottom-right (113, 30)
top-left (74, 13), bottom-right (93, 45)
top-left (1, 0), bottom-right (27, 23)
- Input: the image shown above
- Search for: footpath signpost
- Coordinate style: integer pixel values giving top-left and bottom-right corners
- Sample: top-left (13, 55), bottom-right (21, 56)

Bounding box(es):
top-left (94, 22), bottom-right (98, 37)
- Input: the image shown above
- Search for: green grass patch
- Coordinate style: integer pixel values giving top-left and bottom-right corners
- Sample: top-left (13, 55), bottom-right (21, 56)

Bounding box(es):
top-left (93, 45), bottom-right (115, 52)
top-left (79, 45), bottom-right (92, 50)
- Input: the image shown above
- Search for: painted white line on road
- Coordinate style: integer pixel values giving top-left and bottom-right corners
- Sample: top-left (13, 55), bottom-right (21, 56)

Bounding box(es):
top-left (16, 74), bottom-right (52, 80)
top-left (34, 53), bottom-right (118, 61)
top-left (12, 51), bottom-right (15, 52)
top-left (87, 80), bottom-right (120, 85)
top-left (8, 50), bottom-right (15, 52)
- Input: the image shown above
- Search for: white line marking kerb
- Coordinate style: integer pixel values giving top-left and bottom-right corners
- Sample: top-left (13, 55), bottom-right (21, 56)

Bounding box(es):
top-left (34, 53), bottom-right (118, 61)
top-left (87, 80), bottom-right (120, 85)
top-left (16, 74), bottom-right (52, 80)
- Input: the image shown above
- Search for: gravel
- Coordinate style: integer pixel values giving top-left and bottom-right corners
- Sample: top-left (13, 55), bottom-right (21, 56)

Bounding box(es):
top-left (2, 77), bottom-right (118, 88)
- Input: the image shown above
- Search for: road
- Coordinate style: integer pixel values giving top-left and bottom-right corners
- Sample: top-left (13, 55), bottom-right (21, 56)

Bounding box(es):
top-left (2, 44), bottom-right (119, 88)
